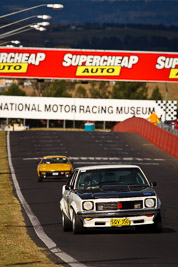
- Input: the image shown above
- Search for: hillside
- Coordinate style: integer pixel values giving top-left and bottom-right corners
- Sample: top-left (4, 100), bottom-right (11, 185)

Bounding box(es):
top-left (1, 0), bottom-right (178, 26)
top-left (147, 82), bottom-right (178, 101)
top-left (22, 81), bottom-right (178, 102)
top-left (1, 23), bottom-right (178, 52)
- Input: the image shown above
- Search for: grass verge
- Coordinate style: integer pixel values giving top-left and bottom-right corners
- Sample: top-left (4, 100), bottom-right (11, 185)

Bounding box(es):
top-left (0, 131), bottom-right (62, 267)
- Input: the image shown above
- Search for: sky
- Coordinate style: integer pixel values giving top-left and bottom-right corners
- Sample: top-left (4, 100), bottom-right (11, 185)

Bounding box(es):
top-left (0, 0), bottom-right (178, 26)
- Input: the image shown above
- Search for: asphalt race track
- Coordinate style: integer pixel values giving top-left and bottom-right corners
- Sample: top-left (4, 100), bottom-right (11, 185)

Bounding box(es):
top-left (8, 130), bottom-right (178, 267)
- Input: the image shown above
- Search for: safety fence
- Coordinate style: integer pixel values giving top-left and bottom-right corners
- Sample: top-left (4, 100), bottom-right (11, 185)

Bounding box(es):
top-left (113, 117), bottom-right (178, 158)
top-left (158, 122), bottom-right (178, 136)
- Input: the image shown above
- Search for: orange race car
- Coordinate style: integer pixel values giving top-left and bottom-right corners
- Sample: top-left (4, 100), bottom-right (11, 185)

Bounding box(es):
top-left (37, 155), bottom-right (73, 182)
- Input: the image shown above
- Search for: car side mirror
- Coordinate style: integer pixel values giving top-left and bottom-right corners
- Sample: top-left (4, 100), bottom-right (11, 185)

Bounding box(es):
top-left (65, 185), bottom-right (69, 190)
top-left (65, 184), bottom-right (70, 190)
top-left (65, 184), bottom-right (73, 190)
top-left (36, 159), bottom-right (42, 165)
top-left (150, 181), bottom-right (157, 187)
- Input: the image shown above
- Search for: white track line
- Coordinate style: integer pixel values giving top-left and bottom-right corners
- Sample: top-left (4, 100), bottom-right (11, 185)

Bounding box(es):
top-left (23, 156), bottom-right (165, 162)
top-left (7, 132), bottom-right (86, 267)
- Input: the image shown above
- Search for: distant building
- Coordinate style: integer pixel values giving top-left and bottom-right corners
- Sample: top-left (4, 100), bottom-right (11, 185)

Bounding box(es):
top-left (0, 79), bottom-right (18, 88)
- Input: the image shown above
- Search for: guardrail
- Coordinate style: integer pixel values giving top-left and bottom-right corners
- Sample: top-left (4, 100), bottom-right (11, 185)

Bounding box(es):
top-left (113, 117), bottom-right (178, 158)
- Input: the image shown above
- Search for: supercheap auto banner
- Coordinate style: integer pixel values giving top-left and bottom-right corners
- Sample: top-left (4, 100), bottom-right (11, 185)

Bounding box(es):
top-left (0, 96), bottom-right (177, 121)
top-left (0, 47), bottom-right (178, 82)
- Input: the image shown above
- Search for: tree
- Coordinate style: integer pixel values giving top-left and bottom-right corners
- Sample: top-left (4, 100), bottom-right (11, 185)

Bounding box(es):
top-left (43, 80), bottom-right (72, 97)
top-left (6, 83), bottom-right (26, 96)
top-left (75, 85), bottom-right (88, 98)
top-left (30, 80), bottom-right (50, 96)
top-left (149, 86), bottom-right (163, 100)
top-left (89, 81), bottom-right (110, 98)
top-left (0, 87), bottom-right (6, 95)
top-left (111, 82), bottom-right (148, 99)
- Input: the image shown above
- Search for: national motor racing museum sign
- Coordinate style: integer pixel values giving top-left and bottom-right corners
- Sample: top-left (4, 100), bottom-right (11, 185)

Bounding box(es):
top-left (0, 47), bottom-right (178, 82)
top-left (0, 96), bottom-right (177, 121)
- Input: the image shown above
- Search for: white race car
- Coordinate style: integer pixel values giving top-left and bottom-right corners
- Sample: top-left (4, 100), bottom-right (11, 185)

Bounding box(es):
top-left (60, 165), bottom-right (162, 234)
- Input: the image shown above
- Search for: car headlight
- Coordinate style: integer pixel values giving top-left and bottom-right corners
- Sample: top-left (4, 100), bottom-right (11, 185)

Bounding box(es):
top-left (83, 201), bottom-right (94, 211)
top-left (145, 198), bottom-right (156, 208)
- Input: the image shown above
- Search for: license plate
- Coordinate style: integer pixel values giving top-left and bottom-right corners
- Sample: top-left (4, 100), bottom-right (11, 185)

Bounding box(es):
top-left (52, 172), bottom-right (59, 176)
top-left (110, 218), bottom-right (130, 226)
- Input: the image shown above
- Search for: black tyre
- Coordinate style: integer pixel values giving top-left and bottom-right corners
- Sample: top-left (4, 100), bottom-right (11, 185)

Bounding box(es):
top-left (62, 212), bottom-right (72, 232)
top-left (38, 177), bottom-right (43, 182)
top-left (149, 214), bottom-right (162, 233)
top-left (72, 211), bottom-right (84, 234)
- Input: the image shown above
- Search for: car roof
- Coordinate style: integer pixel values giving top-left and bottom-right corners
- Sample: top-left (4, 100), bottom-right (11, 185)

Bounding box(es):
top-left (75, 165), bottom-right (141, 171)
top-left (42, 155), bottom-right (68, 159)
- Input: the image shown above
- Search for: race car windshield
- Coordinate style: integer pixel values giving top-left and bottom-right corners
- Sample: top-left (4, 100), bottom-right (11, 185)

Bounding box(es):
top-left (42, 158), bottom-right (69, 164)
top-left (75, 168), bottom-right (149, 189)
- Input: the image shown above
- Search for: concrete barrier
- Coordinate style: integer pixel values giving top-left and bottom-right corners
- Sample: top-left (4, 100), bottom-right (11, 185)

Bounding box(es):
top-left (4, 123), bottom-right (28, 131)
top-left (113, 117), bottom-right (178, 158)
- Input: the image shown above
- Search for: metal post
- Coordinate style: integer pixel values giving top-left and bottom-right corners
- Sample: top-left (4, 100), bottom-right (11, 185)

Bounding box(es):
top-left (47, 120), bottom-right (49, 128)
top-left (103, 121), bottom-right (106, 130)
top-left (73, 120), bottom-right (75, 129)
top-left (63, 120), bottom-right (66, 129)
top-left (165, 83), bottom-right (168, 122)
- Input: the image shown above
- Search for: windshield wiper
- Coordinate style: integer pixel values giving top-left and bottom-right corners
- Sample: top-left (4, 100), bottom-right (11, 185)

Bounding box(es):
top-left (128, 184), bottom-right (149, 187)
top-left (76, 185), bottom-right (100, 190)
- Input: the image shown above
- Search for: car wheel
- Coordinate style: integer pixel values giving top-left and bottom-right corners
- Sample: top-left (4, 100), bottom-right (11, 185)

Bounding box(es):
top-left (62, 211), bottom-right (72, 232)
top-left (149, 214), bottom-right (162, 233)
top-left (72, 210), bottom-right (84, 234)
top-left (38, 177), bottom-right (43, 182)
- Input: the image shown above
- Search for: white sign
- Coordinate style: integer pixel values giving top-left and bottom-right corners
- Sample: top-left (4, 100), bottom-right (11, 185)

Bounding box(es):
top-left (0, 96), bottom-right (177, 121)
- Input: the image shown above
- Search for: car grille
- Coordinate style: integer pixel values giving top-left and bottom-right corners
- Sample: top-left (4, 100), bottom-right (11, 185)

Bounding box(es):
top-left (46, 171), bottom-right (64, 176)
top-left (96, 201), bottom-right (143, 211)
top-left (40, 171), bottom-right (71, 177)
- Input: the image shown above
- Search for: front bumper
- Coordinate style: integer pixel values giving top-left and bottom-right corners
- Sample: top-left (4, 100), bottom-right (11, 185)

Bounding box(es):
top-left (40, 171), bottom-right (71, 179)
top-left (77, 209), bottom-right (160, 228)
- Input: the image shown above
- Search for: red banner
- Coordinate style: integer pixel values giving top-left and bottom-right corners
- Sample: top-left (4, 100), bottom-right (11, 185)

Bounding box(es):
top-left (0, 47), bottom-right (178, 82)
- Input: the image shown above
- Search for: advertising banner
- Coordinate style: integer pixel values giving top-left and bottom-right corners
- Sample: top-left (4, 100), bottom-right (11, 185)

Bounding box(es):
top-left (0, 96), bottom-right (177, 121)
top-left (0, 47), bottom-right (178, 82)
